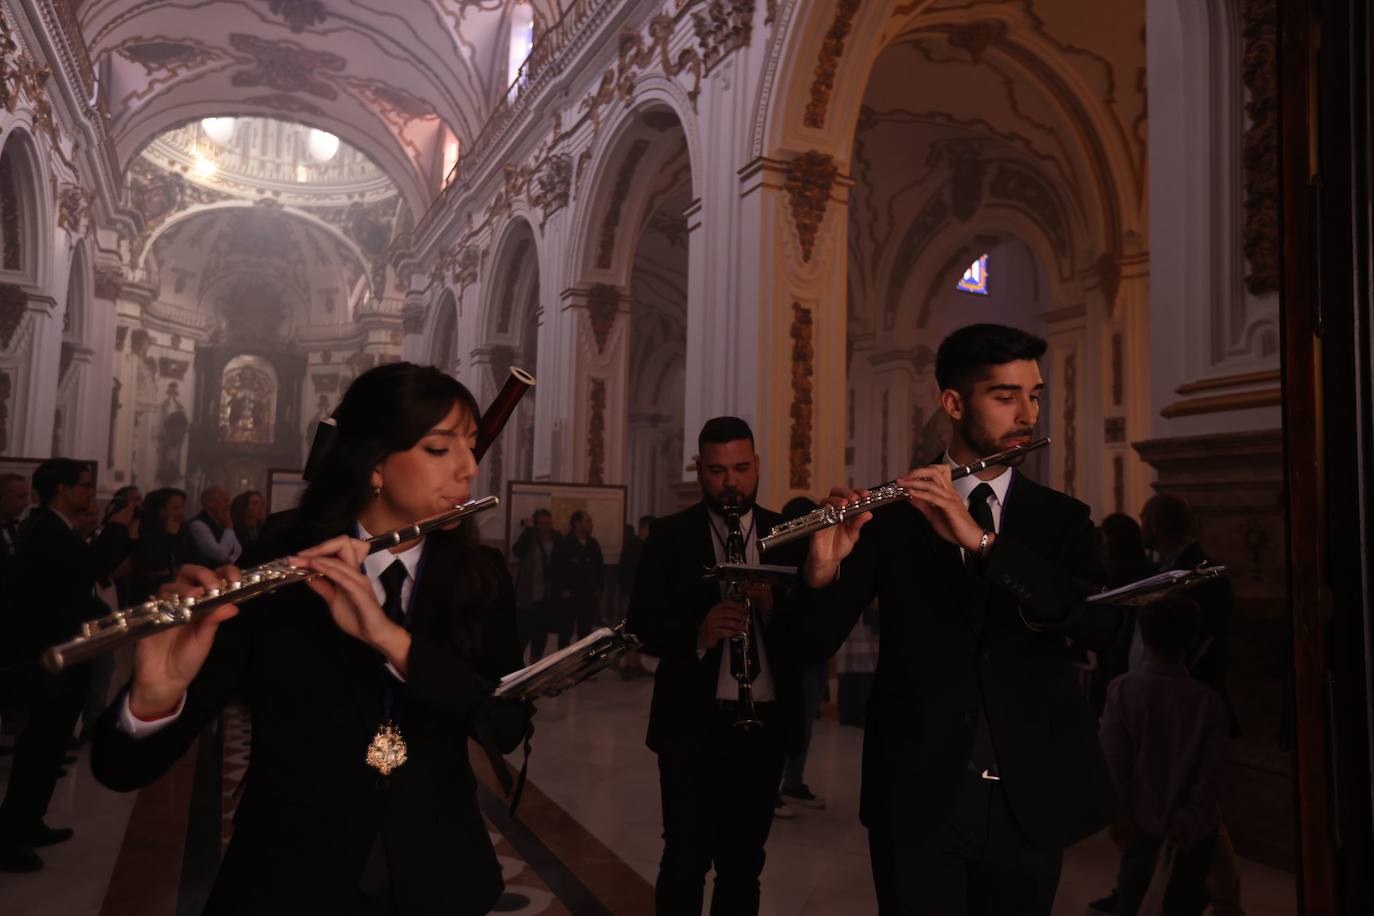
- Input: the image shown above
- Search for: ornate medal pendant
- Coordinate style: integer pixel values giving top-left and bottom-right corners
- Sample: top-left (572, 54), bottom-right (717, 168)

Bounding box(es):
top-left (366, 722), bottom-right (408, 775)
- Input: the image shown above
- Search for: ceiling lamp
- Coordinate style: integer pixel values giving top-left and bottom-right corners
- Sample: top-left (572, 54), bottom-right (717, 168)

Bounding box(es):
top-left (200, 117), bottom-right (237, 146)
top-left (307, 128), bottom-right (340, 162)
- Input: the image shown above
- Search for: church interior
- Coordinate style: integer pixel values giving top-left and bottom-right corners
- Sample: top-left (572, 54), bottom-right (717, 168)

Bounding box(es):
top-left (0, 0), bottom-right (1371, 914)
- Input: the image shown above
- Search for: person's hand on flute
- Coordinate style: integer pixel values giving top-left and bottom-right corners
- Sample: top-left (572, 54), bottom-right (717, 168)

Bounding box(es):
top-left (129, 564), bottom-right (243, 719)
top-left (802, 487), bottom-right (873, 588)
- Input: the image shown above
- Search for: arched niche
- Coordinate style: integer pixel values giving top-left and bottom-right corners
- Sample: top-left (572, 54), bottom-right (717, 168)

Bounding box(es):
top-left (0, 127), bottom-right (47, 282)
top-left (430, 289), bottom-right (459, 373)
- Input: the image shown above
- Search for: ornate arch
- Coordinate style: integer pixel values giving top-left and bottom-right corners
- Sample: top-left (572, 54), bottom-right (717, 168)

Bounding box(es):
top-left (480, 215), bottom-right (539, 346)
top-left (429, 288), bottom-right (458, 372)
top-left (569, 98), bottom-right (697, 287)
top-left (0, 125), bottom-right (52, 286)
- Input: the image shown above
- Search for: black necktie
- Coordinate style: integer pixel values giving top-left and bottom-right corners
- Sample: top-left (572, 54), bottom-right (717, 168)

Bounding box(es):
top-left (966, 483), bottom-right (996, 572)
top-left (379, 559), bottom-right (409, 628)
top-left (965, 482), bottom-right (998, 774)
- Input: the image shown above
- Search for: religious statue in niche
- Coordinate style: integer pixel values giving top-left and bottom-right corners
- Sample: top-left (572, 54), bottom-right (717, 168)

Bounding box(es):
top-left (157, 382), bottom-right (189, 486)
top-left (219, 355), bottom-right (277, 445)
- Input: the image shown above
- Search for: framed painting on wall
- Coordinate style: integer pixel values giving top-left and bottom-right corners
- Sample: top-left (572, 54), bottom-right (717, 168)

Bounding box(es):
top-left (504, 481), bottom-right (628, 564)
top-left (266, 467), bottom-right (307, 515)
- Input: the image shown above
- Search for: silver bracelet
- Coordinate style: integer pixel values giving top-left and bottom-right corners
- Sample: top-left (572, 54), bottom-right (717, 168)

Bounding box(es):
top-left (975, 529), bottom-right (991, 560)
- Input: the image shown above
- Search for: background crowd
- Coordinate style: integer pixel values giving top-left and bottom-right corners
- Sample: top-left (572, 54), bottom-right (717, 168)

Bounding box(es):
top-left (0, 457), bottom-right (1237, 916)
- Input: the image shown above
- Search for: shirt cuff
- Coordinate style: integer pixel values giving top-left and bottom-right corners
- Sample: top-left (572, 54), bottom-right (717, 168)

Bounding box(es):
top-left (116, 692), bottom-right (186, 738)
top-left (384, 661), bottom-right (407, 683)
top-left (696, 647), bottom-right (707, 661)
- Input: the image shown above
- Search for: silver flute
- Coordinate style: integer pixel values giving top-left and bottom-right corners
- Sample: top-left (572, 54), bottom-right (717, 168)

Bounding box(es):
top-left (41, 496), bottom-right (500, 673)
top-left (759, 437), bottom-right (1051, 553)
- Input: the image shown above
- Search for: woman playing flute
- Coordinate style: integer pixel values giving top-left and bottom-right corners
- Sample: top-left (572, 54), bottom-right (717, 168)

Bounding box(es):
top-left (91, 362), bottom-right (530, 916)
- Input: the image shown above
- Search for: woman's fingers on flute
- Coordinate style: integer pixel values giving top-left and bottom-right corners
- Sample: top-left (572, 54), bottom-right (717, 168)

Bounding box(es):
top-left (213, 564), bottom-right (243, 585)
top-left (296, 535), bottom-right (370, 562)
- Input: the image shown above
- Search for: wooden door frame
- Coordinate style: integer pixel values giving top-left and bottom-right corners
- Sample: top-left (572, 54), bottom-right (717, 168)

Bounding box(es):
top-left (1279, 0), bottom-right (1374, 911)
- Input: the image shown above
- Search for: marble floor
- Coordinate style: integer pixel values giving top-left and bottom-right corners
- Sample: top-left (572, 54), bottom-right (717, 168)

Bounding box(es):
top-left (1, 671), bottom-right (1301, 915)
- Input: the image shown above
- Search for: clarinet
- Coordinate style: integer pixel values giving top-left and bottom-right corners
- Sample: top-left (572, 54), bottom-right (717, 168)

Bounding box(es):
top-left (723, 504), bottom-right (763, 730)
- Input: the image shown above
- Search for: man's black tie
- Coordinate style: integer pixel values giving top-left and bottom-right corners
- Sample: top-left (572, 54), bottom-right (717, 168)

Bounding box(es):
top-left (966, 482), bottom-right (996, 572)
top-left (379, 559), bottom-right (409, 627)
top-left (965, 482), bottom-right (999, 777)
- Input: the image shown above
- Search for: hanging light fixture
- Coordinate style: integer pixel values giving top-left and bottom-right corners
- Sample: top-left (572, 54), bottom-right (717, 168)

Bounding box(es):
top-left (200, 117), bottom-right (237, 146)
top-left (307, 128), bottom-right (340, 163)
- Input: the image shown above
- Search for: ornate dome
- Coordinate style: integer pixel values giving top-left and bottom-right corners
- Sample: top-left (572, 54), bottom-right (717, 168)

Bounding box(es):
top-left (140, 116), bottom-right (397, 206)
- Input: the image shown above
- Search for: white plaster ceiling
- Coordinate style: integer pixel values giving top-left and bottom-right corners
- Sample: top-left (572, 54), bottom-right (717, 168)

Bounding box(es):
top-left (78, 0), bottom-right (569, 214)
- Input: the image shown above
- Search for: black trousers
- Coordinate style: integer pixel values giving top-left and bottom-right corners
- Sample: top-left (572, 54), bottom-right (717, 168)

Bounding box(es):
top-left (868, 770), bottom-right (1062, 916)
top-left (0, 664), bottom-right (89, 840)
top-left (655, 703), bottom-right (786, 916)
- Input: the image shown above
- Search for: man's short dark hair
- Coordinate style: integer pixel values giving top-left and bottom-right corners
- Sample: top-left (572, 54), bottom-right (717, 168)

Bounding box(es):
top-left (935, 323), bottom-right (1047, 394)
top-left (532, 508), bottom-right (551, 523)
top-left (698, 416), bottom-right (754, 454)
top-left (1143, 493), bottom-right (1193, 542)
top-left (1137, 595), bottom-right (1201, 661)
top-left (32, 458), bottom-right (88, 505)
top-left (570, 510), bottom-right (587, 528)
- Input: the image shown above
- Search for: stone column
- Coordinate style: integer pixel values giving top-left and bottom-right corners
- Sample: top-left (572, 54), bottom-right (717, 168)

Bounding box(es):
top-left (559, 283), bottom-right (629, 486)
top-left (69, 265), bottom-right (122, 471)
top-left (0, 284), bottom-right (60, 456)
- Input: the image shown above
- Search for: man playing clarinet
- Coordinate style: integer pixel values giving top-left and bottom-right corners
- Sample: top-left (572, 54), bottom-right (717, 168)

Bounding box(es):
top-left (629, 417), bottom-right (808, 916)
top-left (785, 324), bottom-right (1117, 915)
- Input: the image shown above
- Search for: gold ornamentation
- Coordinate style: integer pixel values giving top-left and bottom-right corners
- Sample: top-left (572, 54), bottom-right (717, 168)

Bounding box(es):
top-left (366, 723), bottom-right (408, 775)
top-left (228, 33), bottom-right (345, 100)
top-left (789, 303), bottom-right (814, 490)
top-left (1241, 0), bottom-right (1278, 295)
top-left (265, 0), bottom-right (328, 33)
top-left (57, 186), bottom-right (89, 233)
top-left (588, 378), bottom-right (607, 485)
top-left (531, 154), bottom-right (572, 226)
top-left (803, 0), bottom-right (862, 129)
top-left (693, 1), bottom-right (755, 73)
top-left (784, 151), bottom-right (838, 263)
top-left (586, 283), bottom-right (619, 354)
top-left (597, 140), bottom-right (650, 269)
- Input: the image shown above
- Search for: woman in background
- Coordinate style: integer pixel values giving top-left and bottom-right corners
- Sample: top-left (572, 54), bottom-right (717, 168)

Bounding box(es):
top-left (130, 488), bottom-right (186, 603)
top-left (230, 490), bottom-right (266, 548)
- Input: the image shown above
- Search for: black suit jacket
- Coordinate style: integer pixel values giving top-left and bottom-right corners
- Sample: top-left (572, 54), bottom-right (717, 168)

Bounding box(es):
top-left (7, 506), bottom-right (132, 657)
top-left (91, 526), bottom-right (527, 916)
top-left (628, 501), bottom-right (808, 754)
top-left (784, 471), bottom-right (1118, 850)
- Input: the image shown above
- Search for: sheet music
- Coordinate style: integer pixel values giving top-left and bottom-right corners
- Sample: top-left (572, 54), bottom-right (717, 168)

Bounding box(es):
top-left (494, 627), bottom-right (623, 697)
top-left (1085, 566), bottom-right (1226, 607)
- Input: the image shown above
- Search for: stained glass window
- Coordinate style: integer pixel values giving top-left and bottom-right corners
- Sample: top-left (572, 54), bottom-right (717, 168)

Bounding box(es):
top-left (957, 254), bottom-right (989, 295)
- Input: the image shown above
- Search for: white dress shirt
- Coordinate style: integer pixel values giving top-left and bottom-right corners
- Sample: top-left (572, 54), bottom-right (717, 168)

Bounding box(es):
top-left (118, 526), bottom-right (421, 737)
top-left (702, 507), bottom-right (776, 702)
top-left (947, 454), bottom-right (1013, 554)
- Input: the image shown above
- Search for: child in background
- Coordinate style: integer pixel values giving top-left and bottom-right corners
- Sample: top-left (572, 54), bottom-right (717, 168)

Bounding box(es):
top-left (1099, 595), bottom-right (1230, 916)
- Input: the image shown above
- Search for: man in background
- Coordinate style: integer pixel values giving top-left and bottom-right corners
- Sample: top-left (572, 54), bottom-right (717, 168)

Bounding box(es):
top-left (0, 472), bottom-right (30, 588)
top-left (0, 459), bottom-right (135, 872)
top-left (513, 508), bottom-right (558, 661)
top-left (550, 511), bottom-right (604, 647)
top-left (184, 485), bottom-right (241, 568)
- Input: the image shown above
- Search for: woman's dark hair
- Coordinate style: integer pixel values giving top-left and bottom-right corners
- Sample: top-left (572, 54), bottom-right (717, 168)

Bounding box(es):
top-left (143, 488), bottom-right (186, 534)
top-left (230, 490), bottom-right (263, 532)
top-left (935, 323), bottom-right (1047, 395)
top-left (295, 361), bottom-right (481, 541)
top-left (293, 363), bottom-right (495, 656)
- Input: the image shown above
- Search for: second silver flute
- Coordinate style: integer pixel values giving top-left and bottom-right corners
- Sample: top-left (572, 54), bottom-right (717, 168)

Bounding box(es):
top-left (41, 496), bottom-right (500, 673)
top-left (759, 437), bottom-right (1051, 553)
